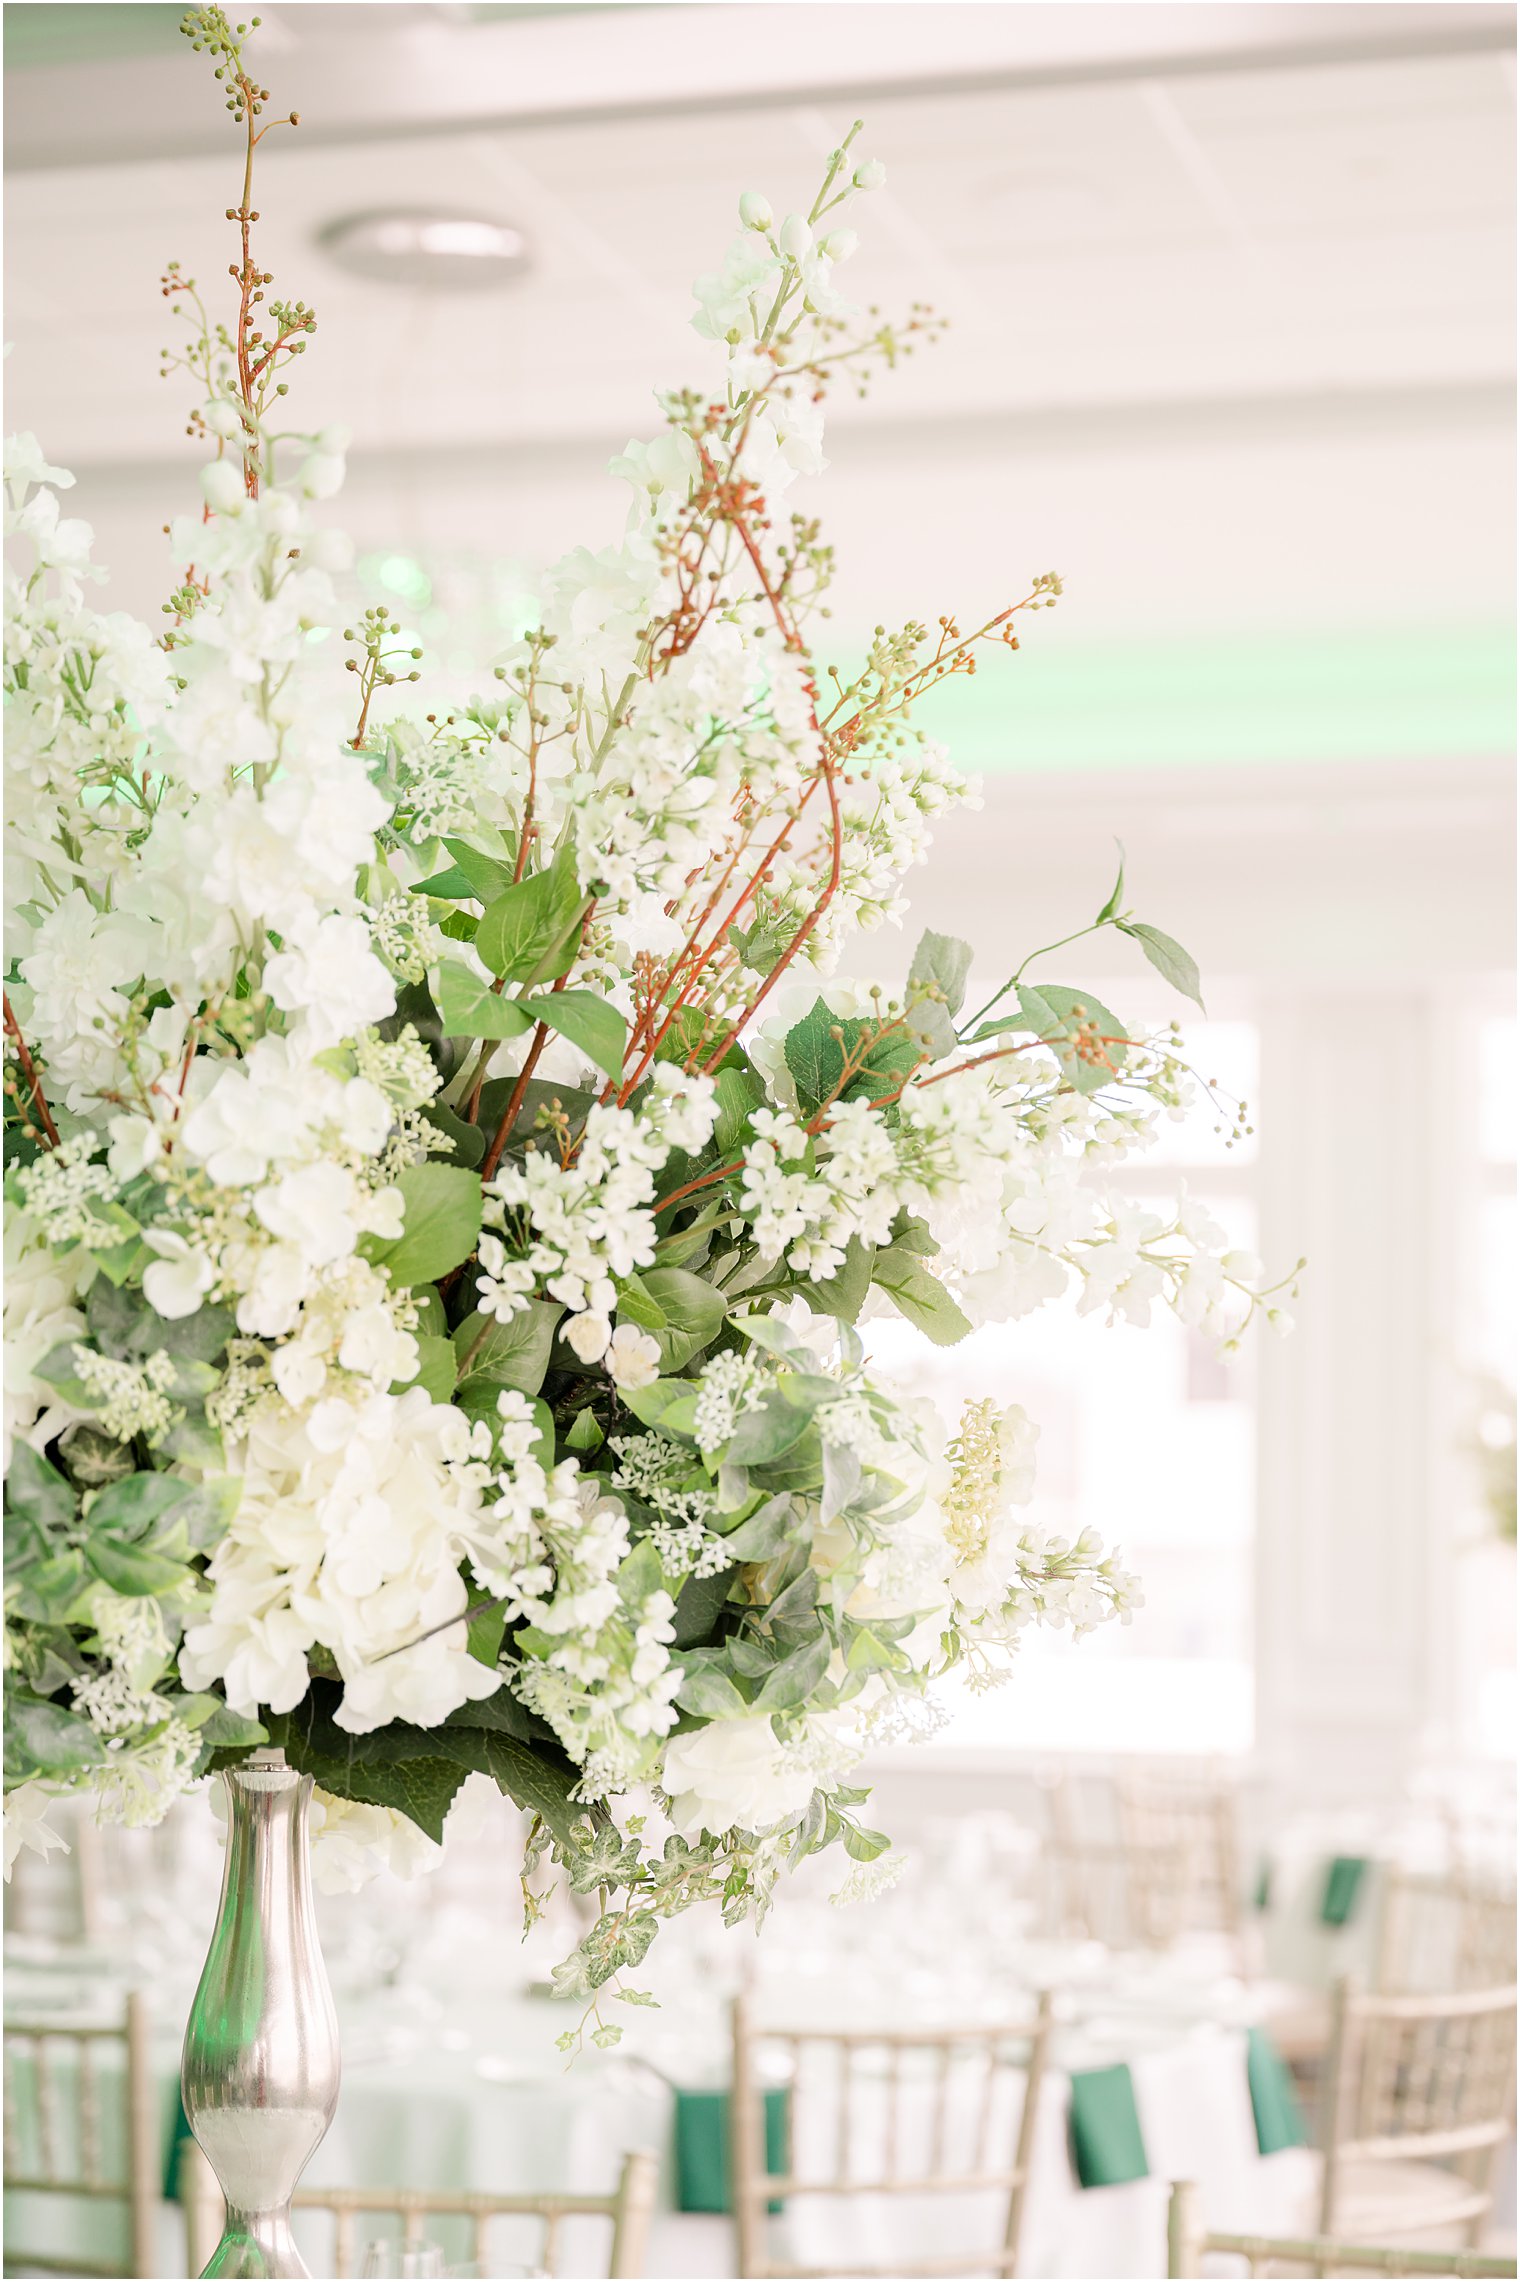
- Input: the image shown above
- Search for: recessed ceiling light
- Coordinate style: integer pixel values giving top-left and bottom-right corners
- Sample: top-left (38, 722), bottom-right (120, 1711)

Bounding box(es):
top-left (317, 209), bottom-right (530, 291)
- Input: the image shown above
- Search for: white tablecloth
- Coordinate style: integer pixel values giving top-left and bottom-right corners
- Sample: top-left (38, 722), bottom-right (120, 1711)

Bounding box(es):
top-left (4, 1952), bottom-right (1319, 2280)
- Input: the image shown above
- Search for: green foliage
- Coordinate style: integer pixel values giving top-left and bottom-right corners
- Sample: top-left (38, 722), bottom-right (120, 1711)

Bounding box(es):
top-left (367, 1163), bottom-right (483, 1286)
top-left (908, 928), bottom-right (974, 1058)
top-left (5, 1695), bottom-right (106, 1777)
top-left (474, 851), bottom-right (587, 987)
top-left (1119, 920), bottom-right (1205, 1010)
top-left (805, 1236), bottom-right (874, 1324)
top-left (518, 989), bottom-right (626, 1083)
top-left (267, 1682), bottom-right (585, 1847)
top-left (870, 1248), bottom-right (972, 1345)
top-left (784, 997), bottom-right (923, 1115)
top-left (453, 1301), bottom-right (561, 1402)
top-left (435, 960), bottom-right (534, 1044)
top-left (421, 1103), bottom-right (486, 1169)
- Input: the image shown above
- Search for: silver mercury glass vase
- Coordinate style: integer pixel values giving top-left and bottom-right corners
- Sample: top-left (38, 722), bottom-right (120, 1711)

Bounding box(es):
top-left (181, 1745), bottom-right (341, 2278)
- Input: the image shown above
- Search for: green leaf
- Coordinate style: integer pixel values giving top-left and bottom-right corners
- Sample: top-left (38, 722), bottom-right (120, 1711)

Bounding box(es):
top-left (761, 1566), bottom-right (820, 1639)
top-left (805, 1236), bottom-right (874, 1324)
top-left (717, 1494), bottom-right (794, 1561)
top-left (641, 1268), bottom-right (727, 1349)
top-left (753, 1628), bottom-right (832, 1712)
top-left (379, 979), bottom-right (467, 1085)
top-left (474, 1076), bottom-right (597, 1145)
top-left (783, 997), bottom-right (923, 1115)
top-left (85, 1472), bottom-right (189, 1544)
top-left (725, 1392), bottom-right (815, 1467)
top-left (411, 863), bottom-right (476, 900)
top-left (615, 1273), bottom-right (667, 1331)
top-left (1095, 841), bottom-right (1126, 925)
top-left (1014, 982), bottom-right (1128, 1096)
top-left (7, 1550), bottom-right (92, 1624)
top-left (466, 1601), bottom-right (507, 1674)
top-left (454, 1301), bottom-right (562, 1399)
top-left (1120, 921), bottom-right (1206, 1011)
top-left (369, 1163), bottom-right (483, 1287)
top-left (474, 852), bottom-right (587, 987)
top-left (6, 1696), bottom-right (106, 1774)
top-left (3, 1444), bottom-right (77, 1538)
top-left (269, 1686), bottom-right (584, 1847)
top-left (442, 837), bottom-right (518, 903)
top-left (821, 1436), bottom-right (861, 1525)
top-left (565, 1406), bottom-right (604, 1454)
top-left (421, 1103), bottom-right (486, 1170)
top-left (402, 1333), bottom-right (458, 1404)
top-left (908, 929), bottom-right (973, 1055)
top-left (713, 1066), bottom-right (764, 1154)
top-left (842, 1823), bottom-right (891, 1863)
top-left (173, 1477), bottom-right (241, 1552)
top-left (620, 1379), bottom-right (696, 1436)
top-left (519, 990), bottom-right (627, 1083)
top-left (872, 1249), bottom-right (972, 1347)
top-left (195, 1703), bottom-right (270, 1749)
top-left (85, 1533), bottom-right (189, 1597)
top-left (670, 1563), bottom-right (739, 1648)
top-left (675, 1664), bottom-right (748, 1718)
top-left (435, 960), bottom-right (535, 1045)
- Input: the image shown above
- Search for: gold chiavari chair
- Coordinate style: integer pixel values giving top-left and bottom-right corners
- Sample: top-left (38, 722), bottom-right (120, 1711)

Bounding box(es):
top-left (1318, 1978), bottom-right (1517, 2245)
top-left (1115, 1768), bottom-right (1246, 1946)
top-left (1374, 1872), bottom-right (1518, 1998)
top-left (178, 2139), bottom-right (659, 2279)
top-left (1166, 2179), bottom-right (1517, 2278)
top-left (1, 1991), bottom-right (158, 2279)
top-left (730, 1989), bottom-right (1053, 2280)
top-left (4, 1799), bottom-right (104, 1948)
top-left (1040, 1834), bottom-right (1194, 1950)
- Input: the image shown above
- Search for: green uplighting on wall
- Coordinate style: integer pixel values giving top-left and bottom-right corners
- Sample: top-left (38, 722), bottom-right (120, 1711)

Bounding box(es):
top-left (916, 624), bottom-right (1516, 775)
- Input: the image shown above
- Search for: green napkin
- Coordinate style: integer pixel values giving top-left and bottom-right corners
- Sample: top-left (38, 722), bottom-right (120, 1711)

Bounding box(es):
top-left (1320, 1855), bottom-right (1369, 1927)
top-left (1068, 2063), bottom-right (1149, 2188)
top-left (1252, 1858), bottom-right (1273, 1913)
top-left (674, 2086), bottom-right (789, 2214)
top-left (1246, 2025), bottom-right (1308, 2154)
top-left (164, 2091), bottom-right (195, 2201)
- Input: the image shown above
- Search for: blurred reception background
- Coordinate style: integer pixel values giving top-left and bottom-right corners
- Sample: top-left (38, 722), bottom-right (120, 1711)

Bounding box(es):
top-left (4, 5), bottom-right (1516, 2279)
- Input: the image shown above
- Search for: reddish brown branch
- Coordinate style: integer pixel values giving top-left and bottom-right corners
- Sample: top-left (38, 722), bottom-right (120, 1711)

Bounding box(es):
top-left (3, 993), bottom-right (60, 1148)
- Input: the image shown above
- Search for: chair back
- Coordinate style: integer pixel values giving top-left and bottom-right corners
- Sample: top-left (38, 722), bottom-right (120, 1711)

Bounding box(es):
top-left (1318, 1977), bottom-right (1518, 2238)
top-left (1040, 1835), bottom-right (1192, 1949)
top-left (278, 2146), bottom-right (655, 2277)
top-left (729, 1988), bottom-right (1053, 2279)
top-left (1115, 1770), bottom-right (1244, 1940)
top-left (1, 1990), bottom-right (157, 2279)
top-left (1167, 2178), bottom-right (1516, 2277)
top-left (1374, 1869), bottom-right (1518, 1996)
top-left (4, 1798), bottom-right (104, 1946)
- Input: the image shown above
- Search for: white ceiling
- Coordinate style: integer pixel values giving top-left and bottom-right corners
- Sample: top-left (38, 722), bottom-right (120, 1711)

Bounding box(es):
top-left (2, 1), bottom-right (1513, 810)
top-left (4, 4), bottom-right (1514, 466)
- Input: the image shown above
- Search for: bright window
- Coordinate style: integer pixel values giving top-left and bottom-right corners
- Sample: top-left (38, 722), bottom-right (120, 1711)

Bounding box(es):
top-left (866, 1016), bottom-right (1260, 1760)
top-left (1458, 1010), bottom-right (1517, 1760)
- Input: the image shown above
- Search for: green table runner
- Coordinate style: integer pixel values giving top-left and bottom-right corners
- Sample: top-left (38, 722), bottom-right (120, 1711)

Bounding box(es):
top-left (164, 2090), bottom-right (194, 2199)
top-left (1320, 1855), bottom-right (1369, 1927)
top-left (1068, 2063), bottom-right (1150, 2188)
top-left (674, 2087), bottom-right (789, 2213)
top-left (1245, 2026), bottom-right (1308, 2154)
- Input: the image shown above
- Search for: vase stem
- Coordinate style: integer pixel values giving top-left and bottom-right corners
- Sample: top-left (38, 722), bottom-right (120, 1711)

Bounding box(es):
top-left (181, 1747), bottom-right (340, 2280)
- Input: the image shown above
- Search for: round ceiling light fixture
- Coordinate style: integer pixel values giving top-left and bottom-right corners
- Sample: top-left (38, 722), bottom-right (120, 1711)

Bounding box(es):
top-left (317, 209), bottom-right (530, 292)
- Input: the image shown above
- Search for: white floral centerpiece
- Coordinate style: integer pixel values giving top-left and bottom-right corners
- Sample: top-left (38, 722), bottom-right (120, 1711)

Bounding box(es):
top-left (3, 12), bottom-right (1294, 2046)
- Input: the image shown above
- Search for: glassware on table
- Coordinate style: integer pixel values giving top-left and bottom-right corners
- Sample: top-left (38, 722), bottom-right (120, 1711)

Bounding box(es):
top-left (359, 2245), bottom-right (445, 2278)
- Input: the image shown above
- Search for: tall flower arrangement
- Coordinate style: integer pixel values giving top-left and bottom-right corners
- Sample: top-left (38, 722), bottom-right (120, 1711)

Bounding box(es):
top-left (4, 14), bottom-right (1294, 2042)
